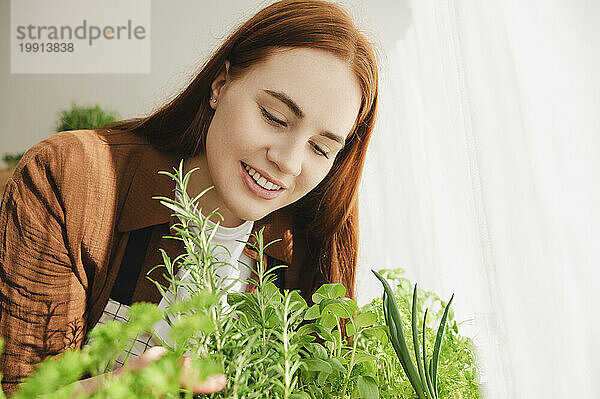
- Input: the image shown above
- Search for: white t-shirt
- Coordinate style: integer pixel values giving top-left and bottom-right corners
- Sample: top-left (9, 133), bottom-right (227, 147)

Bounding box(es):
top-left (153, 199), bottom-right (256, 345)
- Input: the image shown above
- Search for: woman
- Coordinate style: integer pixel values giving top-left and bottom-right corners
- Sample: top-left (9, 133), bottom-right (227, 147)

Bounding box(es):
top-left (0, 0), bottom-right (378, 395)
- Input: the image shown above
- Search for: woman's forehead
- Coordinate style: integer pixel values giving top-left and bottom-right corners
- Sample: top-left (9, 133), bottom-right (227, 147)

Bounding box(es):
top-left (239, 48), bottom-right (362, 138)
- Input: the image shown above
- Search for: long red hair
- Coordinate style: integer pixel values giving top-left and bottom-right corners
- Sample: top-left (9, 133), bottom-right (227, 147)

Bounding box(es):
top-left (103, 0), bottom-right (379, 300)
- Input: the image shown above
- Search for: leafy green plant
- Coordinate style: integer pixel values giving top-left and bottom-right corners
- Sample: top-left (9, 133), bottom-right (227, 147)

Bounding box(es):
top-left (0, 161), bottom-right (481, 398)
top-left (361, 269), bottom-right (481, 399)
top-left (2, 103), bottom-right (120, 168)
top-left (297, 282), bottom-right (381, 398)
top-left (372, 271), bottom-right (453, 399)
top-left (55, 103), bottom-right (120, 132)
top-left (5, 300), bottom-right (221, 399)
top-left (150, 161), bottom-right (383, 398)
top-left (1, 153), bottom-right (24, 168)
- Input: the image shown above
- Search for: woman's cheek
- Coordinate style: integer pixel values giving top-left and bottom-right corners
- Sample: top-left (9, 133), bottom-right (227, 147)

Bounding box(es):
top-left (243, 125), bottom-right (272, 151)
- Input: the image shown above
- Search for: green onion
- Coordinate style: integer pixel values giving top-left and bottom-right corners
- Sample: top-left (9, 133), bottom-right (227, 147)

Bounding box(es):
top-left (372, 270), bottom-right (454, 399)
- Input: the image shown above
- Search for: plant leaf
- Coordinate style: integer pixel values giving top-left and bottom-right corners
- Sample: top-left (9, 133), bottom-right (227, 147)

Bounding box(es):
top-left (346, 320), bottom-right (356, 337)
top-left (320, 298), bottom-right (354, 319)
top-left (311, 283), bottom-right (346, 304)
top-left (353, 350), bottom-right (378, 364)
top-left (411, 283), bottom-right (429, 397)
top-left (431, 292), bottom-right (455, 396)
top-left (354, 311), bottom-right (378, 330)
top-left (411, 283), bottom-right (429, 396)
top-left (303, 358), bottom-right (333, 373)
top-left (304, 304), bottom-right (321, 320)
top-left (357, 375), bottom-right (379, 399)
top-left (327, 357), bottom-right (346, 374)
top-left (363, 326), bottom-right (389, 344)
top-left (304, 343), bottom-right (328, 360)
top-left (422, 308), bottom-right (435, 398)
top-left (320, 313), bottom-right (338, 331)
top-left (372, 270), bottom-right (426, 398)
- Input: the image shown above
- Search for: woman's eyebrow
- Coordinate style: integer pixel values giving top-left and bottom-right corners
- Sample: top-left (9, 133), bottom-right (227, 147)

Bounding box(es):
top-left (263, 89), bottom-right (346, 147)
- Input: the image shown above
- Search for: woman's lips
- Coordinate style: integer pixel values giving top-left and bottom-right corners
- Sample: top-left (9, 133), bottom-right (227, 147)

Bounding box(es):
top-left (240, 161), bottom-right (285, 200)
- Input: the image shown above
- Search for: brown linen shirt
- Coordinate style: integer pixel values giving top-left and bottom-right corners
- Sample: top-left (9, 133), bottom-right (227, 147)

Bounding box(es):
top-left (0, 129), bottom-right (310, 395)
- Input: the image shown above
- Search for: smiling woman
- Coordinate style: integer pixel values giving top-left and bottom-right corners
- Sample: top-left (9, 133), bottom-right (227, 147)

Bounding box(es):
top-left (0, 0), bottom-right (379, 395)
top-left (103, 0), bottom-right (379, 301)
top-left (191, 47), bottom-right (362, 227)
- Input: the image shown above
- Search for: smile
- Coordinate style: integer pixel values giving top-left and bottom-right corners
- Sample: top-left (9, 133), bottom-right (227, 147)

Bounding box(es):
top-left (243, 163), bottom-right (282, 191)
top-left (240, 161), bottom-right (286, 200)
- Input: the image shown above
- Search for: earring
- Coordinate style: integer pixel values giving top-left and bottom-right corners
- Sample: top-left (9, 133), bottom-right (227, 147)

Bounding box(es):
top-left (210, 97), bottom-right (217, 103)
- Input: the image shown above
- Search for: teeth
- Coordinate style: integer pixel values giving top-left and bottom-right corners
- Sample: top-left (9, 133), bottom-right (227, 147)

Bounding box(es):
top-left (244, 163), bottom-right (281, 191)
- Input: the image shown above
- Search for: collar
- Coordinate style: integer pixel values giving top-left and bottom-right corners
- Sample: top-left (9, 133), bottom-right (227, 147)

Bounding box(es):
top-left (117, 144), bottom-right (293, 265)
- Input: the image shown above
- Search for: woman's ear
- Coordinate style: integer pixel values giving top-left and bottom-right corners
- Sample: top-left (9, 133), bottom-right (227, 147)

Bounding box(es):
top-left (209, 60), bottom-right (231, 110)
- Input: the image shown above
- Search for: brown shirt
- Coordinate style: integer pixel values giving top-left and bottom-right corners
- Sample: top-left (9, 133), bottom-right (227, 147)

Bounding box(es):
top-left (0, 129), bottom-right (309, 395)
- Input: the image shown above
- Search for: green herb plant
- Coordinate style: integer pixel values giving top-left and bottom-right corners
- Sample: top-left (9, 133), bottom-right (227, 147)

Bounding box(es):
top-left (2, 103), bottom-right (120, 168)
top-left (150, 160), bottom-right (384, 398)
top-left (372, 271), bottom-right (453, 399)
top-left (362, 269), bottom-right (481, 398)
top-left (7, 299), bottom-right (221, 399)
top-left (54, 103), bottom-right (120, 132)
top-left (1, 153), bottom-right (24, 168)
top-left (0, 161), bottom-right (481, 398)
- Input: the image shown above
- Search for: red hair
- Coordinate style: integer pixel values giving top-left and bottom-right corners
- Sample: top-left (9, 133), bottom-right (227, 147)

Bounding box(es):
top-left (104, 0), bottom-right (379, 300)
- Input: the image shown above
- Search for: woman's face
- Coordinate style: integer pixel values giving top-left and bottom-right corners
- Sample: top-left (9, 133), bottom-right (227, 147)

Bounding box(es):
top-left (197, 47), bottom-right (362, 227)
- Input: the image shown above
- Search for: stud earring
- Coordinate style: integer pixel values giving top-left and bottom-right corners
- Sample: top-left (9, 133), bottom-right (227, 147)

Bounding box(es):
top-left (210, 97), bottom-right (217, 103)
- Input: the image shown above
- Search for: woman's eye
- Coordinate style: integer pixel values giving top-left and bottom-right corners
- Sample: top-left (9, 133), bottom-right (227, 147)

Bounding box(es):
top-left (259, 105), bottom-right (329, 159)
top-left (311, 143), bottom-right (329, 159)
top-left (260, 106), bottom-right (287, 127)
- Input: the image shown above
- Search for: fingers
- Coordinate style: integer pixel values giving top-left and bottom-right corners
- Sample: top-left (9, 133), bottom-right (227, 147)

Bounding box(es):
top-left (192, 374), bottom-right (227, 394)
top-left (113, 346), bottom-right (168, 376)
top-left (114, 347), bottom-right (227, 394)
top-left (178, 356), bottom-right (227, 393)
top-left (131, 346), bottom-right (169, 371)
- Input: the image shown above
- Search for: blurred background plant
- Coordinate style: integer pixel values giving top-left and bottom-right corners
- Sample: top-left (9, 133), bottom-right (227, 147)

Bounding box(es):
top-left (54, 102), bottom-right (120, 133)
top-left (1, 153), bottom-right (24, 169)
top-left (1, 103), bottom-right (121, 198)
top-left (2, 102), bottom-right (120, 168)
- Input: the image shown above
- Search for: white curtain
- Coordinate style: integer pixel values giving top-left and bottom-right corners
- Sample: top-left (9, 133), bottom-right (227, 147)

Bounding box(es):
top-left (355, 1), bottom-right (600, 397)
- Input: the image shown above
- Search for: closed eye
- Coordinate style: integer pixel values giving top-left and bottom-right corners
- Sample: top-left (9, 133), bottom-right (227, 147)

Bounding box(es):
top-left (259, 106), bottom-right (287, 128)
top-left (259, 105), bottom-right (330, 159)
top-left (311, 142), bottom-right (329, 159)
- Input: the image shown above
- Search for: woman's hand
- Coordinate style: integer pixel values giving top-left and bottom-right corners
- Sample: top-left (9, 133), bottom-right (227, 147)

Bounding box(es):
top-left (74, 346), bottom-right (227, 396)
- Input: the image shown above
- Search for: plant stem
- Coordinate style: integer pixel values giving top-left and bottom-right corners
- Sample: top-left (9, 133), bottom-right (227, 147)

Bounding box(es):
top-left (282, 295), bottom-right (292, 399)
top-left (255, 232), bottom-right (268, 356)
top-left (210, 305), bottom-right (223, 354)
top-left (336, 318), bottom-right (342, 358)
top-left (340, 330), bottom-right (360, 399)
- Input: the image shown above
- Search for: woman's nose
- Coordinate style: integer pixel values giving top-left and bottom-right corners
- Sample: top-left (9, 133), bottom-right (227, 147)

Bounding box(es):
top-left (266, 139), bottom-right (303, 177)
